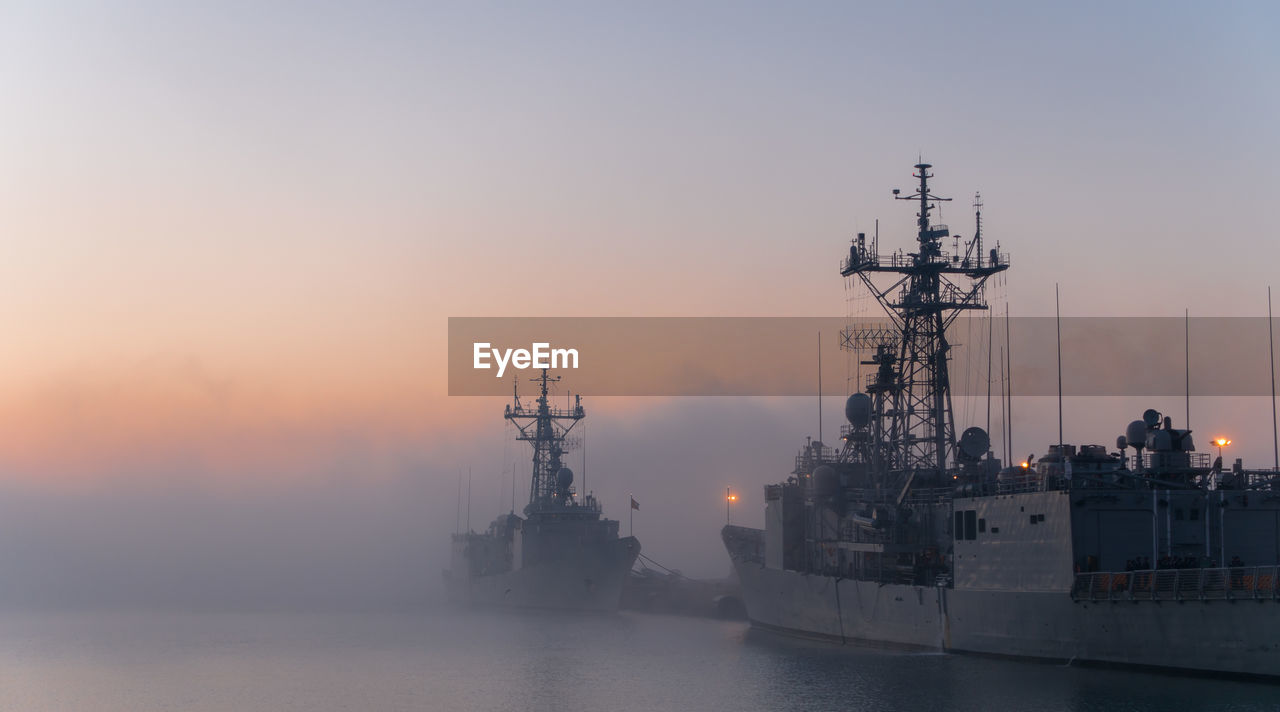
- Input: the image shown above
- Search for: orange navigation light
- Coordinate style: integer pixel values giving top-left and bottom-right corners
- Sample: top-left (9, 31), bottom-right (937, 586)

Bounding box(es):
top-left (1020, 461), bottom-right (1030, 469)
top-left (1214, 437), bottom-right (1232, 459)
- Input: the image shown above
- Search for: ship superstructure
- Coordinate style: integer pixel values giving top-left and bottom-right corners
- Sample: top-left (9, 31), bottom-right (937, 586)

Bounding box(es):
top-left (445, 370), bottom-right (639, 611)
top-left (723, 162), bottom-right (1280, 677)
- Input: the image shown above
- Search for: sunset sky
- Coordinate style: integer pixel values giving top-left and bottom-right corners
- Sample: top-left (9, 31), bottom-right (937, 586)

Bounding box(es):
top-left (0, 2), bottom-right (1277, 590)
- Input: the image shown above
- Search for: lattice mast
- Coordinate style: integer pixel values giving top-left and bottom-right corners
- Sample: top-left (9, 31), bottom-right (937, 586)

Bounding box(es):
top-left (505, 369), bottom-right (584, 513)
top-left (840, 163), bottom-right (1008, 476)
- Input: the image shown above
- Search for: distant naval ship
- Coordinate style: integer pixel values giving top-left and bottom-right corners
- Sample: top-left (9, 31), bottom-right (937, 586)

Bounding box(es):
top-left (723, 162), bottom-right (1280, 677)
top-left (445, 370), bottom-right (639, 611)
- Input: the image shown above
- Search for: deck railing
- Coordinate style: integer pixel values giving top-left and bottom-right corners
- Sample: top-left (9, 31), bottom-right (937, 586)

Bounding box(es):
top-left (1071, 566), bottom-right (1279, 602)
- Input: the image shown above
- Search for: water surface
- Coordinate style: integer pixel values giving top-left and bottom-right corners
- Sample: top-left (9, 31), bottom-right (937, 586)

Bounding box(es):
top-left (0, 607), bottom-right (1274, 711)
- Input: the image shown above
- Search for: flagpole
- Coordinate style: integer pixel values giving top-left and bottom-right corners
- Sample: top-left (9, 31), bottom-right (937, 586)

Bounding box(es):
top-left (629, 493), bottom-right (634, 537)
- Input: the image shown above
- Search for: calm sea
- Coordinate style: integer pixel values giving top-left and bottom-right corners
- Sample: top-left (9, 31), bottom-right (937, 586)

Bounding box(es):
top-left (0, 606), bottom-right (1275, 711)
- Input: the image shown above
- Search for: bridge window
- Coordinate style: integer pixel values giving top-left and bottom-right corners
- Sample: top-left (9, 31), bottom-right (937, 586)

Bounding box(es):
top-left (954, 511), bottom-right (964, 540)
top-left (978, 518), bottom-right (986, 534)
top-left (964, 510), bottom-right (977, 540)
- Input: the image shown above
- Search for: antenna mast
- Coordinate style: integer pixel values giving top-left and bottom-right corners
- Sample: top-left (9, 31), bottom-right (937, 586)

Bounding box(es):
top-left (1185, 308), bottom-right (1191, 430)
top-left (1056, 284), bottom-right (1063, 452)
top-left (999, 345), bottom-right (1008, 465)
top-left (1271, 287), bottom-right (1278, 470)
top-left (980, 193), bottom-right (992, 447)
top-left (1005, 304), bottom-right (1013, 464)
top-left (505, 369), bottom-right (585, 513)
top-left (974, 192), bottom-right (984, 268)
top-left (839, 163), bottom-right (1009, 482)
top-left (818, 331), bottom-right (823, 444)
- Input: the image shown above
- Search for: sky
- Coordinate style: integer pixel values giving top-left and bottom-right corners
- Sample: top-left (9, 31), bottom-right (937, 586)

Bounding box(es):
top-left (0, 1), bottom-right (1277, 601)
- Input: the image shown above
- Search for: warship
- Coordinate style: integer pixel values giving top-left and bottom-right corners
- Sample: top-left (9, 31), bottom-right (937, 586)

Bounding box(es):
top-left (722, 162), bottom-right (1280, 677)
top-left (445, 370), bottom-right (639, 611)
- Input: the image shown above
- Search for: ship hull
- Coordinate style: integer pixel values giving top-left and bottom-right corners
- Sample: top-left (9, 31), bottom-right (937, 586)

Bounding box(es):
top-left (446, 536), bottom-right (639, 612)
top-left (730, 542), bottom-right (1280, 678)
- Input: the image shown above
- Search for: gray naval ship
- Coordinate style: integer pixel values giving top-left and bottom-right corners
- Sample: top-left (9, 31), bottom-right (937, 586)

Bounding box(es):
top-left (723, 162), bottom-right (1280, 677)
top-left (446, 370), bottom-right (639, 611)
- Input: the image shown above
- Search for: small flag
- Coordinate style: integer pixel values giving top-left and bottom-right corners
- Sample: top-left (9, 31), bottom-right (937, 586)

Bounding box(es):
top-left (630, 496), bottom-right (639, 511)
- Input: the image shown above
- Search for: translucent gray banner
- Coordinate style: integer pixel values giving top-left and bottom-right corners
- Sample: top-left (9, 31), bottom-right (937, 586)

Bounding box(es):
top-left (448, 317), bottom-right (1279, 397)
